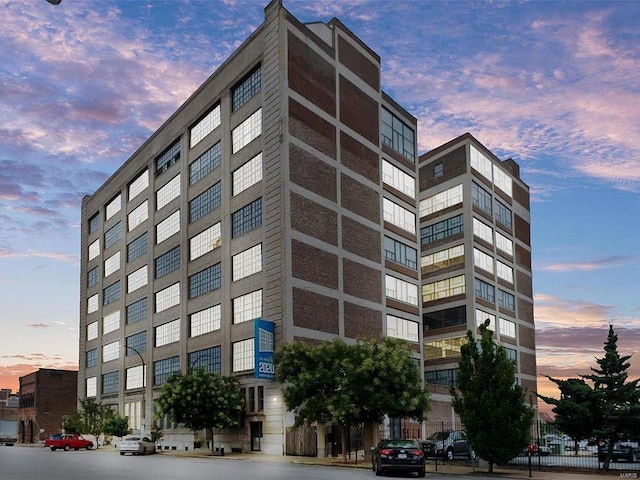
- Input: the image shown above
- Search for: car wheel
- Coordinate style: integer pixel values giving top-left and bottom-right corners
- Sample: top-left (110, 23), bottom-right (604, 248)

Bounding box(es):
top-left (64, 444), bottom-right (70, 451)
top-left (143, 447), bottom-right (147, 455)
top-left (86, 445), bottom-right (92, 450)
top-left (74, 448), bottom-right (79, 451)
top-left (417, 467), bottom-right (426, 477)
top-left (50, 447), bottom-right (56, 452)
top-left (445, 447), bottom-right (454, 461)
top-left (375, 460), bottom-right (383, 476)
top-left (120, 452), bottom-right (125, 456)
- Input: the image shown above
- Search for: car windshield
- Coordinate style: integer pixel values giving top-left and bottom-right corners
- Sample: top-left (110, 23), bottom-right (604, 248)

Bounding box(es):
top-left (382, 440), bottom-right (419, 448)
top-left (125, 437), bottom-right (141, 441)
top-left (428, 432), bottom-right (451, 441)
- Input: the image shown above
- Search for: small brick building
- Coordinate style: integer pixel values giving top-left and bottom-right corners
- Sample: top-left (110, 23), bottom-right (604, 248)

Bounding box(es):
top-left (18, 369), bottom-right (78, 444)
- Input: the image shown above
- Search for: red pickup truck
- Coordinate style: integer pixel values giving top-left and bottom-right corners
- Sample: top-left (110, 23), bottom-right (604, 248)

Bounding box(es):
top-left (45, 433), bottom-right (94, 451)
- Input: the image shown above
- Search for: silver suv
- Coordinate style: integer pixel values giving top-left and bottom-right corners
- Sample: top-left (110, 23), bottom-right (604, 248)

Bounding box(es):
top-left (423, 430), bottom-right (472, 461)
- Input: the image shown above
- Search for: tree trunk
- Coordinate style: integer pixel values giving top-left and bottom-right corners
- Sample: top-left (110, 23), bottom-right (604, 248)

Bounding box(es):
top-left (488, 461), bottom-right (494, 473)
top-left (210, 427), bottom-right (215, 456)
top-left (341, 425), bottom-right (348, 462)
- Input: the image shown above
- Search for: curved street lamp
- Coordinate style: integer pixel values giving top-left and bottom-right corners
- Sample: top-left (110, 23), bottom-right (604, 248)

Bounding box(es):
top-left (125, 345), bottom-right (146, 436)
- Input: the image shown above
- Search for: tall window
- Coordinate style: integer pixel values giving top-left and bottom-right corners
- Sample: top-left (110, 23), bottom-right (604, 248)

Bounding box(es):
top-left (470, 145), bottom-right (493, 181)
top-left (473, 218), bottom-right (493, 245)
top-left (126, 365), bottom-right (145, 390)
top-left (385, 275), bottom-right (419, 306)
top-left (156, 210), bottom-right (180, 244)
top-left (495, 231), bottom-right (514, 256)
top-left (86, 377), bottom-right (97, 397)
top-left (86, 349), bottom-right (98, 368)
top-left (382, 160), bottom-right (415, 197)
top-left (497, 260), bottom-right (514, 283)
top-left (128, 201), bottom-right (148, 231)
top-left (156, 140), bottom-right (180, 177)
top-left (232, 339), bottom-right (254, 372)
top-left (87, 294), bottom-right (99, 314)
top-left (474, 278), bottom-right (495, 303)
top-left (381, 107), bottom-right (415, 161)
top-left (190, 305), bottom-right (221, 337)
top-left (102, 310), bottom-right (120, 334)
top-left (190, 104), bottom-right (221, 148)
top-left (155, 319), bottom-right (180, 347)
top-left (155, 246), bottom-right (180, 279)
top-left (127, 265), bottom-right (148, 293)
top-left (493, 165), bottom-right (512, 197)
top-left (232, 152), bottom-right (262, 195)
top-left (103, 281), bottom-right (121, 305)
top-left (498, 289), bottom-right (515, 310)
top-left (189, 142), bottom-right (221, 185)
top-left (127, 232), bottom-right (148, 262)
top-left (499, 317), bottom-right (516, 338)
top-left (156, 174), bottom-right (181, 210)
top-left (88, 239), bottom-right (100, 261)
top-left (383, 236), bottom-right (417, 269)
top-left (102, 341), bottom-right (120, 362)
top-left (472, 182), bottom-right (492, 215)
top-left (129, 170), bottom-right (149, 201)
top-left (104, 222), bottom-right (122, 249)
top-left (88, 214), bottom-right (99, 235)
top-left (87, 321), bottom-right (98, 341)
top-left (156, 283), bottom-right (180, 312)
top-left (104, 251), bottom-right (120, 277)
top-left (420, 215), bottom-right (463, 246)
top-left (189, 182), bottom-right (221, 223)
top-left (87, 267), bottom-right (99, 288)
top-left (126, 298), bottom-right (147, 325)
top-left (126, 331), bottom-right (147, 354)
top-left (105, 194), bottom-right (122, 220)
top-left (188, 264), bottom-right (221, 299)
top-left (474, 248), bottom-right (494, 274)
top-left (102, 371), bottom-right (119, 394)
top-left (232, 244), bottom-right (262, 281)
top-left (383, 198), bottom-right (416, 234)
top-left (494, 200), bottom-right (513, 228)
top-left (153, 357), bottom-right (180, 385)
top-left (422, 275), bottom-right (465, 302)
top-left (419, 184), bottom-right (463, 217)
top-left (189, 223), bottom-right (221, 261)
top-left (233, 290), bottom-right (262, 324)
top-left (475, 308), bottom-right (496, 332)
top-left (232, 66), bottom-right (261, 111)
top-left (232, 198), bottom-right (262, 238)
top-left (188, 347), bottom-right (222, 374)
top-left (386, 315), bottom-right (419, 342)
top-left (232, 109), bottom-right (262, 154)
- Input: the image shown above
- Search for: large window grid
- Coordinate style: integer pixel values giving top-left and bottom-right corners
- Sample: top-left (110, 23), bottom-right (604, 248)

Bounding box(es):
top-left (105, 194), bottom-right (121, 221)
top-left (155, 246), bottom-right (180, 279)
top-left (383, 198), bottom-right (416, 234)
top-left (189, 142), bottom-right (221, 185)
top-left (494, 200), bottom-right (513, 229)
top-left (104, 251), bottom-right (120, 278)
top-left (156, 174), bottom-right (181, 210)
top-left (188, 347), bottom-right (221, 374)
top-left (498, 289), bottom-right (515, 310)
top-left (127, 265), bottom-right (148, 293)
top-left (127, 233), bottom-right (148, 262)
top-left (421, 244), bottom-right (464, 272)
top-left (102, 341), bottom-right (120, 362)
top-left (233, 290), bottom-right (262, 324)
top-left (86, 377), bottom-right (97, 397)
top-left (381, 107), bottom-right (415, 161)
top-left (156, 140), bottom-right (180, 177)
top-left (475, 308), bottom-right (496, 332)
top-left (419, 184), bottom-right (463, 217)
top-left (384, 236), bottom-right (417, 269)
top-left (189, 223), bottom-right (221, 261)
top-left (420, 215), bottom-right (463, 246)
top-left (126, 365), bottom-right (145, 390)
top-left (425, 369), bottom-right (457, 387)
top-left (499, 317), bottom-right (516, 338)
top-left (102, 310), bottom-right (120, 334)
top-left (88, 214), bottom-right (99, 235)
top-left (424, 336), bottom-right (466, 360)
top-left (493, 165), bottom-right (513, 197)
top-left (386, 315), bottom-right (419, 342)
top-left (102, 371), bottom-right (119, 395)
top-left (232, 198), bottom-right (262, 238)
top-left (156, 283), bottom-right (180, 313)
top-left (189, 264), bottom-right (221, 299)
top-left (156, 210), bottom-right (180, 244)
top-left (385, 275), bottom-right (419, 306)
top-left (422, 275), bottom-right (465, 302)
top-left (190, 105), bottom-right (221, 148)
top-left (382, 160), bottom-right (415, 198)
top-left (232, 339), bottom-right (254, 372)
top-left (189, 182), bottom-right (221, 223)
top-left (88, 239), bottom-right (100, 261)
top-left (232, 244), bottom-right (262, 281)
top-left (103, 281), bottom-right (121, 305)
top-left (472, 182), bottom-right (492, 215)
top-left (474, 248), bottom-right (494, 274)
top-left (87, 267), bottom-right (99, 288)
top-left (128, 201), bottom-right (148, 231)
top-left (232, 109), bottom-right (262, 154)
top-left (470, 145), bottom-right (493, 181)
top-left (232, 66), bottom-right (261, 112)
top-left (126, 331), bottom-right (147, 354)
top-left (86, 349), bottom-right (97, 368)
top-left (423, 306), bottom-right (466, 330)
top-left (497, 260), bottom-right (514, 283)
top-left (88, 294), bottom-right (99, 314)
top-left (188, 305), bottom-right (221, 339)
top-left (104, 222), bottom-right (121, 249)
top-left (474, 278), bottom-right (495, 303)
top-left (153, 356), bottom-right (180, 385)
top-left (129, 170), bottom-right (149, 201)
top-left (155, 319), bottom-right (180, 347)
top-left (233, 153), bottom-right (263, 196)
top-left (126, 298), bottom-right (147, 325)
top-left (496, 231), bottom-right (514, 256)
top-left (87, 322), bottom-right (98, 341)
top-left (473, 218), bottom-right (493, 245)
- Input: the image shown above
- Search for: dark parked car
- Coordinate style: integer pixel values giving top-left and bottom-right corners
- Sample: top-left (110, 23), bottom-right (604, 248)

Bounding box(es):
top-left (371, 439), bottom-right (425, 477)
top-left (598, 441), bottom-right (637, 463)
top-left (422, 430), bottom-right (472, 460)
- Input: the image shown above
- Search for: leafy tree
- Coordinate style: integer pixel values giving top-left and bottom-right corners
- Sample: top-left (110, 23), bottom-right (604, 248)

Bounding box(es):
top-left (452, 320), bottom-right (534, 473)
top-left (582, 325), bottom-right (640, 471)
top-left (103, 413), bottom-right (131, 438)
top-left (79, 398), bottom-right (113, 448)
top-left (538, 377), bottom-right (600, 454)
top-left (62, 411), bottom-right (84, 434)
top-left (275, 337), bottom-right (429, 461)
top-left (155, 368), bottom-right (244, 455)
top-left (150, 421), bottom-right (164, 445)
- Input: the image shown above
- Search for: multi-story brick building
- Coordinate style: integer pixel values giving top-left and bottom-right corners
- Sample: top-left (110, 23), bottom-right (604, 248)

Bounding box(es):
top-left (18, 369), bottom-right (78, 444)
top-left (78, 0), bottom-right (534, 456)
top-left (418, 133), bottom-right (536, 421)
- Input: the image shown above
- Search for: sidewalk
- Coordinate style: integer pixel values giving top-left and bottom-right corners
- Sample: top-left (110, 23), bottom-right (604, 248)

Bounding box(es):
top-left (113, 446), bottom-right (625, 479)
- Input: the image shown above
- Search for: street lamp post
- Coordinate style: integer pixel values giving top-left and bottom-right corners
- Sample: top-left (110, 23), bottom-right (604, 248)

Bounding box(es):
top-left (125, 345), bottom-right (146, 436)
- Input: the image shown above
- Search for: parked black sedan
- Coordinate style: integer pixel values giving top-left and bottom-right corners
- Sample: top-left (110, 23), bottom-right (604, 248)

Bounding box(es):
top-left (371, 439), bottom-right (425, 477)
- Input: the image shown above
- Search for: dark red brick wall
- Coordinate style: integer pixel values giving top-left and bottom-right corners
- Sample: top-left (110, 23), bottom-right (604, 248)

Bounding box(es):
top-left (290, 193), bottom-right (338, 246)
top-left (292, 287), bottom-right (339, 334)
top-left (344, 302), bottom-right (382, 340)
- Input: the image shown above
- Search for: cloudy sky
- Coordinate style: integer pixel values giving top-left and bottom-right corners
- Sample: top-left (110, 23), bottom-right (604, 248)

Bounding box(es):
top-left (1, 0), bottom-right (638, 413)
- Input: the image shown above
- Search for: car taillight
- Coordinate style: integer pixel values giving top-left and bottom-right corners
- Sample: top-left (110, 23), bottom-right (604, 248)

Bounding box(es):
top-left (411, 449), bottom-right (424, 457)
top-left (380, 449), bottom-right (393, 456)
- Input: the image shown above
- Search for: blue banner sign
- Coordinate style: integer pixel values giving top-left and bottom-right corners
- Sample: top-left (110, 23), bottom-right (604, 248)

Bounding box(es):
top-left (254, 319), bottom-right (275, 379)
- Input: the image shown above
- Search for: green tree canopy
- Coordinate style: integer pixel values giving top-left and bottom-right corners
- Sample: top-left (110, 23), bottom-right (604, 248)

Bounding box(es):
top-left (155, 369), bottom-right (245, 455)
top-left (275, 337), bottom-right (429, 460)
top-left (103, 413), bottom-right (131, 439)
top-left (452, 320), bottom-right (534, 473)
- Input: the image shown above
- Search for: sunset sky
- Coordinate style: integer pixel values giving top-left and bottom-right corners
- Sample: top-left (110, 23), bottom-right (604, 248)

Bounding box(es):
top-left (1, 0), bottom-right (638, 414)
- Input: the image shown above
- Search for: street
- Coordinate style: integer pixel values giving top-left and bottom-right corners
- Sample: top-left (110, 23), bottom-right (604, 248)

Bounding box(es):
top-left (0, 445), bottom-right (515, 480)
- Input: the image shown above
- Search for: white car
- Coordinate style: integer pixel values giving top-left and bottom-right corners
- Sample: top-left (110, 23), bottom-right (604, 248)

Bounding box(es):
top-left (119, 435), bottom-right (156, 455)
